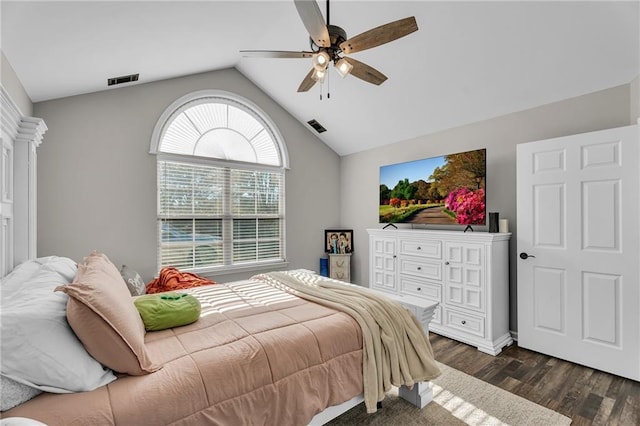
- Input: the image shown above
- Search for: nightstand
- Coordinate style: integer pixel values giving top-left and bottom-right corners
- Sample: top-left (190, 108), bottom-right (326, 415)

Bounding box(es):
top-left (328, 253), bottom-right (351, 283)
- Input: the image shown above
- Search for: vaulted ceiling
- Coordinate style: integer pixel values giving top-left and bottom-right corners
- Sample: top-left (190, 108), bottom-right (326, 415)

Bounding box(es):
top-left (2, 1), bottom-right (638, 155)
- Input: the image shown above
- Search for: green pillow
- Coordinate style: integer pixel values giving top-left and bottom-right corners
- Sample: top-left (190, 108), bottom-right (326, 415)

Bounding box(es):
top-left (134, 292), bottom-right (201, 331)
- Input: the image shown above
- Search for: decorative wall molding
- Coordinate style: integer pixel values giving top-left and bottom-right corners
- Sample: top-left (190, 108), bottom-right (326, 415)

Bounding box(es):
top-left (16, 117), bottom-right (47, 148)
top-left (0, 87), bottom-right (47, 146)
top-left (1, 86), bottom-right (22, 140)
top-left (1, 84), bottom-right (47, 271)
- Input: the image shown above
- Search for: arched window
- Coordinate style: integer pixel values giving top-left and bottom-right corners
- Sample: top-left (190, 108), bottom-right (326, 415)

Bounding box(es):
top-left (150, 90), bottom-right (288, 273)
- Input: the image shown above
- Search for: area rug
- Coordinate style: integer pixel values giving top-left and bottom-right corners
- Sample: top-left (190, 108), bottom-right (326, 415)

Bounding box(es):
top-left (327, 361), bottom-right (572, 425)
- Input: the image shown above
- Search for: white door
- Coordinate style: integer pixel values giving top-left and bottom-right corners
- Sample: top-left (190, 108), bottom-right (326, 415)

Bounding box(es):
top-left (517, 124), bottom-right (639, 380)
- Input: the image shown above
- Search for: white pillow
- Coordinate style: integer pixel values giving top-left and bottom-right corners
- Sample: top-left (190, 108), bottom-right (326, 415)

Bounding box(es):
top-left (0, 418), bottom-right (47, 426)
top-left (1, 257), bottom-right (116, 394)
top-left (120, 264), bottom-right (146, 296)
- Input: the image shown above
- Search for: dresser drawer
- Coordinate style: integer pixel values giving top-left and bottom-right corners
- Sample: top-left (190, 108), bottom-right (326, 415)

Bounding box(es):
top-left (331, 270), bottom-right (350, 282)
top-left (443, 308), bottom-right (485, 338)
top-left (400, 240), bottom-right (442, 259)
top-left (400, 276), bottom-right (441, 301)
top-left (399, 257), bottom-right (442, 281)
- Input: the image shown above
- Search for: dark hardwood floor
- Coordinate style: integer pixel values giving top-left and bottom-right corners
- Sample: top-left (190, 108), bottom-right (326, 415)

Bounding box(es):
top-left (429, 333), bottom-right (640, 425)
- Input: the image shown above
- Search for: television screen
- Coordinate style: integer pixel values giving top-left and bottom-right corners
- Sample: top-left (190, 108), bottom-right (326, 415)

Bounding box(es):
top-left (379, 148), bottom-right (486, 226)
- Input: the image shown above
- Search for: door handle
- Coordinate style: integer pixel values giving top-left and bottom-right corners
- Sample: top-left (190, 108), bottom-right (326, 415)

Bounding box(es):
top-left (519, 252), bottom-right (536, 259)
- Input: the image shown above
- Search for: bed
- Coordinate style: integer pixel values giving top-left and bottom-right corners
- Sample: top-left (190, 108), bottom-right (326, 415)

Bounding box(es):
top-left (1, 253), bottom-right (440, 425)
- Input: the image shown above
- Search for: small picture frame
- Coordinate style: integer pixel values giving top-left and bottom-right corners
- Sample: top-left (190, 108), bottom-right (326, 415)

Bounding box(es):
top-left (324, 229), bottom-right (353, 254)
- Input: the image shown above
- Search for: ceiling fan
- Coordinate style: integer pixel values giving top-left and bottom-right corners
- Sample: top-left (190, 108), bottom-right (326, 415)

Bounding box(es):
top-left (240, 0), bottom-right (419, 93)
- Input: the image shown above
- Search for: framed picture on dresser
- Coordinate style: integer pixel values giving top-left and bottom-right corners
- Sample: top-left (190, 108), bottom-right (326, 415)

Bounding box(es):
top-left (324, 229), bottom-right (353, 254)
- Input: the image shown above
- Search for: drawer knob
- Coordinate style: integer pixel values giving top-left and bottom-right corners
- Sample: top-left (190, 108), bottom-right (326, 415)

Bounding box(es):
top-left (417, 246), bottom-right (422, 250)
top-left (417, 266), bottom-right (422, 271)
top-left (445, 261), bottom-right (450, 265)
top-left (461, 320), bottom-right (466, 325)
top-left (417, 287), bottom-right (421, 291)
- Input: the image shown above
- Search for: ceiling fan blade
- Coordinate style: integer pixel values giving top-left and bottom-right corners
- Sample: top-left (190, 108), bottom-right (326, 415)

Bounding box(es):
top-left (297, 68), bottom-right (317, 92)
top-left (340, 16), bottom-right (418, 54)
top-left (241, 50), bottom-right (314, 59)
top-left (341, 57), bottom-right (387, 86)
top-left (294, 0), bottom-right (330, 48)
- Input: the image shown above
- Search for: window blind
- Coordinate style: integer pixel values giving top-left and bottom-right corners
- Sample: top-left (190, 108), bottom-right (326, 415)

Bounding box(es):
top-left (158, 160), bottom-right (284, 270)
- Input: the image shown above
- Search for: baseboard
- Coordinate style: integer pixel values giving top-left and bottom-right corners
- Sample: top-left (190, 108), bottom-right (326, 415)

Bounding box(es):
top-left (510, 330), bottom-right (518, 341)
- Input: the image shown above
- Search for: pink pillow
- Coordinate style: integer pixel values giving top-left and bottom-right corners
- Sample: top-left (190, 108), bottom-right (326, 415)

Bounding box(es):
top-left (56, 252), bottom-right (160, 375)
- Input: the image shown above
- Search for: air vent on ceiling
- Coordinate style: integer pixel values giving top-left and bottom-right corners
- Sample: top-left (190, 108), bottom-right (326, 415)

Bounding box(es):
top-left (307, 119), bottom-right (327, 133)
top-left (107, 73), bottom-right (139, 86)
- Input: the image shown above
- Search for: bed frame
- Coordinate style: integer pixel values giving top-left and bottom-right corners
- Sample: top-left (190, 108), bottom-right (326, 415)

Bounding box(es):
top-left (0, 84), bottom-right (436, 424)
top-left (310, 317), bottom-right (436, 423)
top-left (310, 292), bottom-right (437, 424)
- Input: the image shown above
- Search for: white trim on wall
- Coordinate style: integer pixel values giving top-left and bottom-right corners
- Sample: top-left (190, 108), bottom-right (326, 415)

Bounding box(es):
top-left (149, 89), bottom-right (290, 169)
top-left (0, 85), bottom-right (47, 273)
top-left (1, 86), bottom-right (23, 140)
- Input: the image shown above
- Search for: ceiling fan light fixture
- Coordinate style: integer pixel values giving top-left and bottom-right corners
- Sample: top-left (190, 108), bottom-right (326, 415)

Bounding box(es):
top-left (334, 58), bottom-right (353, 78)
top-left (312, 51), bottom-right (331, 71)
top-left (311, 68), bottom-right (327, 83)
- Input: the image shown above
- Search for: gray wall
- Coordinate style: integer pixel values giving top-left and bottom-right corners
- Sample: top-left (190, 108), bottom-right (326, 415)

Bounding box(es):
top-left (34, 68), bottom-right (341, 282)
top-left (340, 83), bottom-right (633, 332)
top-left (1, 50), bottom-right (32, 116)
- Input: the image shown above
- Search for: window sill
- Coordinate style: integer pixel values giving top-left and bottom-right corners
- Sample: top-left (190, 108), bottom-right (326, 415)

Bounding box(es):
top-left (185, 260), bottom-right (290, 280)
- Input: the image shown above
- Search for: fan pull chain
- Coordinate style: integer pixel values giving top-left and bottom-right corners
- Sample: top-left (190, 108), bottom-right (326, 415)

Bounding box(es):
top-left (318, 71), bottom-right (330, 101)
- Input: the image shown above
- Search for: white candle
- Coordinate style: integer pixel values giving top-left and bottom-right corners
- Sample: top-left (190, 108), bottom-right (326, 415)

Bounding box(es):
top-left (499, 219), bottom-right (509, 233)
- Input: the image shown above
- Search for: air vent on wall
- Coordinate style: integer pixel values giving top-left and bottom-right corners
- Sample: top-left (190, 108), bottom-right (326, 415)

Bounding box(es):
top-left (107, 73), bottom-right (139, 86)
top-left (307, 119), bottom-right (327, 133)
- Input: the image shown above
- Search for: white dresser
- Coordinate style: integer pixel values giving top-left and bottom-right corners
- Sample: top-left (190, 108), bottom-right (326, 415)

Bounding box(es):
top-left (368, 228), bottom-right (512, 355)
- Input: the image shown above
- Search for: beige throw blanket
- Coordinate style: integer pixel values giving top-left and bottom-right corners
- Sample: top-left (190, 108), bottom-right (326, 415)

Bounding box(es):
top-left (253, 270), bottom-right (441, 413)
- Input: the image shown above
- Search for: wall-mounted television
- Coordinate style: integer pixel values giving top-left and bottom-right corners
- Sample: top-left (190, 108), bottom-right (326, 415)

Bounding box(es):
top-left (379, 148), bottom-right (486, 226)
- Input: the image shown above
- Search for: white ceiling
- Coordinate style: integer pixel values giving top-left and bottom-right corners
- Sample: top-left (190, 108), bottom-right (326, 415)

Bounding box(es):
top-left (2, 1), bottom-right (639, 156)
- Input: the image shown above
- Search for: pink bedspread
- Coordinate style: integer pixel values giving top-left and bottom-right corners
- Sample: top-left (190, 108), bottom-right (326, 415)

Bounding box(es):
top-left (3, 279), bottom-right (363, 425)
